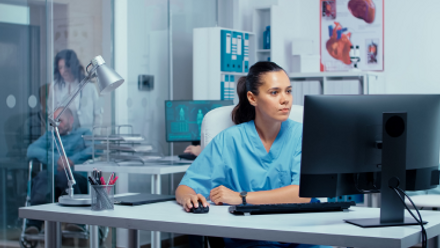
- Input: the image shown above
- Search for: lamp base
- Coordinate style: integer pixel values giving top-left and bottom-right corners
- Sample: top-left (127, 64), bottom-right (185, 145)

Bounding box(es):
top-left (58, 194), bottom-right (92, 206)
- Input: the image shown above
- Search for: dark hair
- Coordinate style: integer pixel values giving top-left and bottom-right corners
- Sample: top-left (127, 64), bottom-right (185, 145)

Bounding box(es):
top-left (54, 49), bottom-right (85, 89)
top-left (231, 61), bottom-right (286, 124)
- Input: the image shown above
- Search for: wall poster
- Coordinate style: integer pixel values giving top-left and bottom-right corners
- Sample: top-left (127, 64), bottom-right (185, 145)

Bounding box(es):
top-left (320, 0), bottom-right (384, 71)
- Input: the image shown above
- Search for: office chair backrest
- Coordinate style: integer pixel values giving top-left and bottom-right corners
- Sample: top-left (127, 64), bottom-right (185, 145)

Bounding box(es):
top-left (200, 104), bottom-right (304, 150)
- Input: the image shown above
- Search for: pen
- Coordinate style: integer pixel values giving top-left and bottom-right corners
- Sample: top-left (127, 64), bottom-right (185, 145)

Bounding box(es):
top-left (88, 176), bottom-right (98, 185)
top-left (107, 172), bottom-right (114, 186)
top-left (100, 176), bottom-right (106, 185)
top-left (110, 176), bottom-right (118, 185)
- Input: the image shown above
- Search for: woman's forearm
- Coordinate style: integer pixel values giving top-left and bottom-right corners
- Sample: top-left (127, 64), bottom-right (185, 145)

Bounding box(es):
top-left (246, 185), bottom-right (310, 205)
top-left (175, 185), bottom-right (197, 205)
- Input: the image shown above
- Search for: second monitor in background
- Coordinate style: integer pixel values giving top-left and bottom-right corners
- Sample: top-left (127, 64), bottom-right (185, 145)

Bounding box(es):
top-left (165, 100), bottom-right (234, 144)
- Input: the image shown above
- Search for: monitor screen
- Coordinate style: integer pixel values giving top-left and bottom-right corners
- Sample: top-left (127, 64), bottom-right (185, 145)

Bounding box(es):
top-left (300, 95), bottom-right (440, 198)
top-left (299, 95), bottom-right (440, 227)
top-left (165, 100), bottom-right (234, 142)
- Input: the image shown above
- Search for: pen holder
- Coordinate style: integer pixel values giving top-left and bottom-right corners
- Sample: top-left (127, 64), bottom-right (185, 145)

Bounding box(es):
top-left (91, 185), bottom-right (114, 211)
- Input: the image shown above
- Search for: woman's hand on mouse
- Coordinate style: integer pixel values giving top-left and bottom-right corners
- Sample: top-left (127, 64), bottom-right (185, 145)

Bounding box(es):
top-left (181, 193), bottom-right (209, 212)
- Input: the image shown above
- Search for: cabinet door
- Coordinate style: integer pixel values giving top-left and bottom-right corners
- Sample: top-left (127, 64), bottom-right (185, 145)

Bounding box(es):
top-left (270, 5), bottom-right (283, 66)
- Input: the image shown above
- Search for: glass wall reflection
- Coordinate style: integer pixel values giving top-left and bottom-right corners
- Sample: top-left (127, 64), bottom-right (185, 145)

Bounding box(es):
top-left (0, 0), bottom-right (114, 247)
top-left (0, 1), bottom-right (50, 247)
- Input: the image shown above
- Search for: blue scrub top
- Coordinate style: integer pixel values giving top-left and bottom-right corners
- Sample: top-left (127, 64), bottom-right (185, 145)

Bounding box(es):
top-left (180, 119), bottom-right (332, 248)
top-left (179, 119), bottom-right (302, 197)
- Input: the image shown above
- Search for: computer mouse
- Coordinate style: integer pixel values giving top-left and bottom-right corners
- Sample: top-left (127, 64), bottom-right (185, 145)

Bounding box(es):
top-left (189, 200), bottom-right (209, 213)
top-left (178, 153), bottom-right (197, 161)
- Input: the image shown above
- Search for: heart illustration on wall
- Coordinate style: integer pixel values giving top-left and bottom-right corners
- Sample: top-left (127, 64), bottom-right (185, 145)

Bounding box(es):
top-left (326, 22), bottom-right (352, 65)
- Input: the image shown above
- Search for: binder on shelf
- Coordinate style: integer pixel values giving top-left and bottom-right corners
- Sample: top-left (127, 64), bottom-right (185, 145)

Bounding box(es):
top-left (235, 32), bottom-right (243, 72)
top-left (221, 74), bottom-right (225, 100)
top-left (244, 33), bottom-right (249, 73)
top-left (231, 32), bottom-right (239, 72)
top-left (228, 75), bottom-right (235, 100)
top-left (221, 74), bottom-right (229, 100)
top-left (221, 30), bottom-right (232, 72)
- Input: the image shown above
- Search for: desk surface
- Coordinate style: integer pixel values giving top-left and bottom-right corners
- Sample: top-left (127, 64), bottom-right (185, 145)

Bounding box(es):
top-left (19, 201), bottom-right (440, 248)
top-left (75, 157), bottom-right (191, 175)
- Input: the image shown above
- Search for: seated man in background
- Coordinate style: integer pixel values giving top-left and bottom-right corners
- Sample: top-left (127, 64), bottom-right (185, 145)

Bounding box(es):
top-left (25, 107), bottom-right (92, 233)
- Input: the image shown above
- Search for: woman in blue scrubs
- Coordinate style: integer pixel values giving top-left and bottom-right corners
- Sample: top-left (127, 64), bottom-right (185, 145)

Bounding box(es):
top-left (176, 62), bottom-right (328, 248)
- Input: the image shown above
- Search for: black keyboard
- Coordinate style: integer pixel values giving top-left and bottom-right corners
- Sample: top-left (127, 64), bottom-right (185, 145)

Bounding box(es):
top-left (229, 201), bottom-right (356, 215)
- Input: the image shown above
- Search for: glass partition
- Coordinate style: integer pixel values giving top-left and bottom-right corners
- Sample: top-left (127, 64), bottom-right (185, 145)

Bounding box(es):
top-left (0, 0), bottom-right (115, 247)
top-left (0, 0), bottom-right (217, 246)
top-left (0, 0), bottom-right (51, 246)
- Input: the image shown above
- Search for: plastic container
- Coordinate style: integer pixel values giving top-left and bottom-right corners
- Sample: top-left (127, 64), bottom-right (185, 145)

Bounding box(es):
top-left (91, 185), bottom-right (114, 211)
top-left (263, 26), bottom-right (271, 49)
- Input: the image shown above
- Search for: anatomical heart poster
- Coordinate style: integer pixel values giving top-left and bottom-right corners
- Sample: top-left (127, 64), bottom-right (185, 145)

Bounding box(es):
top-left (320, 0), bottom-right (384, 71)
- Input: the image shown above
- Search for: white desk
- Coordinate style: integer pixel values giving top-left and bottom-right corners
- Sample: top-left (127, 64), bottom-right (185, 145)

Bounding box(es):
top-left (75, 157), bottom-right (191, 194)
top-left (405, 195), bottom-right (440, 210)
top-left (75, 157), bottom-right (191, 248)
top-left (19, 201), bottom-right (440, 248)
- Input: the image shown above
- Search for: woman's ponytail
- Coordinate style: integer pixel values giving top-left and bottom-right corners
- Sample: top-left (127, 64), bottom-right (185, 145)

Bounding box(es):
top-left (231, 76), bottom-right (255, 124)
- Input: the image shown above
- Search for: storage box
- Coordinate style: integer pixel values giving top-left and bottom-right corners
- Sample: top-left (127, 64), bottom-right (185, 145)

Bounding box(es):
top-left (292, 39), bottom-right (315, 56)
top-left (291, 55), bottom-right (320, 73)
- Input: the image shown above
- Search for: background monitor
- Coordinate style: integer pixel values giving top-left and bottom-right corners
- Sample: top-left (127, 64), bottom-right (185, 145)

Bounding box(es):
top-left (300, 95), bottom-right (440, 227)
top-left (165, 100), bottom-right (234, 142)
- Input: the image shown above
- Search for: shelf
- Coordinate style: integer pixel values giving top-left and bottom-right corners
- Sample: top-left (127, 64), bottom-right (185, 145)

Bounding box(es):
top-left (220, 71), bottom-right (247, 76)
top-left (94, 144), bottom-right (153, 152)
top-left (257, 49), bottom-right (271, 53)
top-left (83, 134), bottom-right (144, 142)
top-left (289, 71), bottom-right (382, 80)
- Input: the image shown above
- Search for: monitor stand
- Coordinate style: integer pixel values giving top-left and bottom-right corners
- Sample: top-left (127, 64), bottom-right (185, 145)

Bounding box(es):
top-left (344, 112), bottom-right (426, 228)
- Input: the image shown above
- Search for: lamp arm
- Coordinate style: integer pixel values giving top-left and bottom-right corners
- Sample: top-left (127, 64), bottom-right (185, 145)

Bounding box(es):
top-left (47, 63), bottom-right (97, 198)
top-left (53, 126), bottom-right (76, 197)
top-left (54, 66), bottom-right (96, 122)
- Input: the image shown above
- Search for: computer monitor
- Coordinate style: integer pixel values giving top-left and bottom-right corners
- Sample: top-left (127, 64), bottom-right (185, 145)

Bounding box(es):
top-left (165, 100), bottom-right (234, 142)
top-left (300, 95), bottom-right (440, 227)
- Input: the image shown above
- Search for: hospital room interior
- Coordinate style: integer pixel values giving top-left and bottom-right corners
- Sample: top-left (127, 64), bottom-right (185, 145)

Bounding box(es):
top-left (1, 0), bottom-right (440, 248)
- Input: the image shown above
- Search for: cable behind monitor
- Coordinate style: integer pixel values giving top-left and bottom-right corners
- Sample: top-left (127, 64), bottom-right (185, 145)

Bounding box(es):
top-left (392, 187), bottom-right (427, 248)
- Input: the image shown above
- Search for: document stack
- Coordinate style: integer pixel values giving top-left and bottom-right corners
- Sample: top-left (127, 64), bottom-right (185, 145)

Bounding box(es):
top-left (83, 125), bottom-right (161, 164)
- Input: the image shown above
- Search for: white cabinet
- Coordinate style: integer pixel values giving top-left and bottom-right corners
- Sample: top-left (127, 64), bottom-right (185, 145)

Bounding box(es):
top-left (252, 6), bottom-right (282, 64)
top-left (193, 27), bottom-right (255, 103)
top-left (290, 72), bottom-right (384, 106)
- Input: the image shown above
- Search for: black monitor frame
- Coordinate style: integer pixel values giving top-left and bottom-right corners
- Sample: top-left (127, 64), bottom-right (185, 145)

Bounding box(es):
top-left (300, 95), bottom-right (440, 227)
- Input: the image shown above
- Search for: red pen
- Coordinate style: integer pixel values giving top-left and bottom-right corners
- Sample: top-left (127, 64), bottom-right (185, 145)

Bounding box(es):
top-left (110, 176), bottom-right (118, 185)
top-left (100, 176), bottom-right (106, 185)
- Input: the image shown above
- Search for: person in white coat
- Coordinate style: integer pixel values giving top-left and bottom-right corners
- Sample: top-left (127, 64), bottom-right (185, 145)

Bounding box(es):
top-left (47, 49), bottom-right (102, 130)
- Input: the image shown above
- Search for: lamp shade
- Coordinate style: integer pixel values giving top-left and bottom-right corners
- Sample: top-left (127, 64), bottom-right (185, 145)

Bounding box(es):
top-left (91, 55), bottom-right (124, 94)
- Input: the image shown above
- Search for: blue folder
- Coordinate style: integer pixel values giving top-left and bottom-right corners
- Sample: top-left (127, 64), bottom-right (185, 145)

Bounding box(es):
top-left (235, 32), bottom-right (243, 72)
top-left (231, 32), bottom-right (239, 72)
top-left (244, 33), bottom-right (249, 73)
top-left (221, 74), bottom-right (229, 100)
top-left (229, 75), bottom-right (235, 100)
top-left (221, 30), bottom-right (232, 72)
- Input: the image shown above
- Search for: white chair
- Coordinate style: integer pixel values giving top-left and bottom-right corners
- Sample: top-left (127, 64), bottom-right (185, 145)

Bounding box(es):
top-left (200, 105), bottom-right (304, 150)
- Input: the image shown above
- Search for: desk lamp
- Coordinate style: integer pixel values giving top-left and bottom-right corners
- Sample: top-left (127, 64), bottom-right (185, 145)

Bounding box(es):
top-left (49, 55), bottom-right (124, 205)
